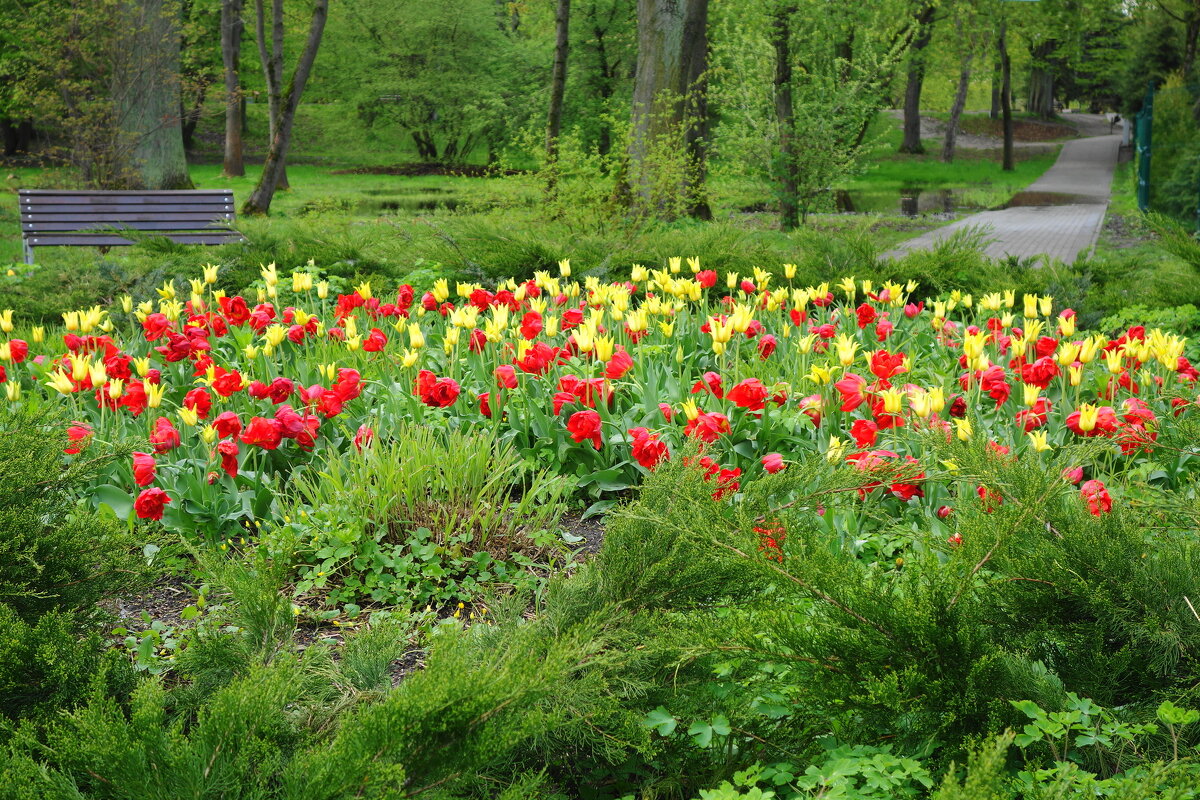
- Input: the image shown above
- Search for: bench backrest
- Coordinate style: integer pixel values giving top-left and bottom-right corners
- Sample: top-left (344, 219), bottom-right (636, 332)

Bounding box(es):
top-left (18, 189), bottom-right (242, 249)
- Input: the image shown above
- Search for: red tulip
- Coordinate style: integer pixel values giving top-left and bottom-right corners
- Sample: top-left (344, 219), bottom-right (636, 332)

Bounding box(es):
top-left (241, 416), bottom-right (284, 450)
top-left (629, 427), bottom-right (668, 469)
top-left (1080, 479), bottom-right (1112, 516)
top-left (567, 409), bottom-right (603, 449)
top-left (134, 487), bottom-right (171, 521)
top-left (761, 453), bottom-right (784, 474)
top-left (132, 452), bottom-right (156, 487)
top-left (149, 417), bottom-right (181, 453)
top-left (217, 440), bottom-right (239, 477)
top-left (353, 425), bottom-right (375, 451)
top-left (683, 411), bottom-right (730, 443)
top-left (64, 422), bottom-right (93, 455)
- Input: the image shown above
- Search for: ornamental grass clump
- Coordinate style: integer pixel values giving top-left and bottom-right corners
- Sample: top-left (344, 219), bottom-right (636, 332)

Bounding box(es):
top-left (273, 425), bottom-right (570, 608)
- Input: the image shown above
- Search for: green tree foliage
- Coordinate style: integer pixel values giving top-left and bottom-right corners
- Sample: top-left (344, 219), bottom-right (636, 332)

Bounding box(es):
top-left (323, 0), bottom-right (546, 163)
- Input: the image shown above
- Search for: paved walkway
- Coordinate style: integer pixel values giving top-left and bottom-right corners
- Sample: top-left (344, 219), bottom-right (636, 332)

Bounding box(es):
top-left (884, 131), bottom-right (1122, 264)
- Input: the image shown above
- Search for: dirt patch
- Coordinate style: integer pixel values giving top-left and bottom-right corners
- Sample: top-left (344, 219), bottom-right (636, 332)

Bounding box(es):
top-left (1004, 191), bottom-right (1109, 207)
top-left (562, 512), bottom-right (605, 556)
top-left (331, 163), bottom-right (525, 178)
top-left (105, 575), bottom-right (197, 629)
top-left (1099, 211), bottom-right (1159, 250)
top-left (959, 116), bottom-right (1078, 142)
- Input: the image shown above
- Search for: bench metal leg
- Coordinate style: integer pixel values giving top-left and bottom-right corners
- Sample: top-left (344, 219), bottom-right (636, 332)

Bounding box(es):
top-left (22, 238), bottom-right (33, 265)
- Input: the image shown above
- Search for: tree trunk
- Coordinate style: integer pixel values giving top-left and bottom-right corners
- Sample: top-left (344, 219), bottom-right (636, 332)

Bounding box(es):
top-left (242, 0), bottom-right (328, 215)
top-left (1185, 1), bottom-right (1200, 76)
top-left (1000, 21), bottom-right (1014, 172)
top-left (0, 120), bottom-right (17, 156)
top-left (772, 4), bottom-right (799, 231)
top-left (222, 0), bottom-right (245, 177)
top-left (899, 1), bottom-right (937, 155)
top-left (180, 79), bottom-right (209, 150)
top-left (990, 57), bottom-right (1001, 119)
top-left (117, 0), bottom-right (192, 189)
top-left (942, 49), bottom-right (973, 163)
top-left (253, 0), bottom-right (289, 191)
top-left (624, 0), bottom-right (711, 220)
top-left (545, 0), bottom-right (570, 193)
top-left (1027, 39), bottom-right (1056, 119)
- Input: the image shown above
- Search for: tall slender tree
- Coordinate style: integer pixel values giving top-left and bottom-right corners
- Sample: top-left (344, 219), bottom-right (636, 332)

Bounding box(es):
top-left (545, 0), bottom-right (570, 193)
top-left (242, 0), bottom-right (328, 215)
top-left (898, 0), bottom-right (937, 154)
top-left (221, 0), bottom-right (245, 177)
top-left (624, 0), bottom-right (711, 219)
top-left (772, 3), bottom-right (799, 230)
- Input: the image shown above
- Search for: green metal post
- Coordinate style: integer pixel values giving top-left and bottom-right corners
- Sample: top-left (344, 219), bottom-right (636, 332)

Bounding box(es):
top-left (1136, 82), bottom-right (1153, 213)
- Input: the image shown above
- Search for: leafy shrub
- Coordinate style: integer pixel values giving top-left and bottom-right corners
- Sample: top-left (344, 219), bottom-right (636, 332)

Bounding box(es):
top-left (0, 407), bottom-right (146, 622)
top-left (270, 426), bottom-right (570, 610)
top-left (0, 606), bottom-right (135, 738)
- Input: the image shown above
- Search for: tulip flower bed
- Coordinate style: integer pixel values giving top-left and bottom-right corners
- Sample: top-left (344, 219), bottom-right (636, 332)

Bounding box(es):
top-left (2, 260), bottom-right (1198, 607)
top-left (9, 259), bottom-right (1200, 799)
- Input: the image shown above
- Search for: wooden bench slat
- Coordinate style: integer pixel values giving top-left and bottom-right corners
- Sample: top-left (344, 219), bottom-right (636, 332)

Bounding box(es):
top-left (22, 204), bottom-right (234, 215)
top-left (26, 233), bottom-right (243, 247)
top-left (20, 198), bottom-right (232, 207)
top-left (19, 189), bottom-right (233, 197)
top-left (25, 221), bottom-right (237, 232)
top-left (24, 213), bottom-right (235, 223)
top-left (17, 190), bottom-right (243, 263)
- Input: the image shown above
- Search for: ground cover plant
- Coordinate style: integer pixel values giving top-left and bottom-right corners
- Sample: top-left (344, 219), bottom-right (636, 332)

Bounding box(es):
top-left (4, 256), bottom-right (1200, 795)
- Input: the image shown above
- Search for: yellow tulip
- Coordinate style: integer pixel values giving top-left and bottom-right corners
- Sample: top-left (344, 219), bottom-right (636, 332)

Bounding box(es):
top-left (4, 382), bottom-right (19, 401)
top-left (31, 326), bottom-right (44, 343)
top-left (203, 263), bottom-right (220, 284)
top-left (1027, 431), bottom-right (1052, 453)
top-left (834, 334), bottom-right (859, 367)
top-left (179, 407), bottom-right (199, 427)
top-left (47, 371), bottom-right (75, 394)
top-left (955, 418), bottom-right (972, 441)
top-left (1076, 403), bottom-right (1099, 433)
top-left (146, 383), bottom-right (166, 408)
top-left (401, 348), bottom-right (419, 367)
top-left (264, 324), bottom-right (287, 347)
top-left (681, 400), bottom-right (700, 421)
top-left (408, 323), bottom-right (425, 349)
top-left (107, 379), bottom-right (124, 400)
top-left (0, 310), bottom-right (12, 333)
top-left (1022, 383), bottom-right (1041, 407)
top-left (826, 437), bottom-right (846, 463)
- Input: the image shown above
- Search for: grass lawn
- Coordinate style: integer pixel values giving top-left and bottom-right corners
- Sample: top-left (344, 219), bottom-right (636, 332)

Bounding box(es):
top-left (1, 109), bottom-right (1065, 279)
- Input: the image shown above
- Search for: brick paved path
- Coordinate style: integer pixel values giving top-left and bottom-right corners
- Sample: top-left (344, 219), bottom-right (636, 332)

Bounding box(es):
top-left (884, 133), bottom-right (1122, 264)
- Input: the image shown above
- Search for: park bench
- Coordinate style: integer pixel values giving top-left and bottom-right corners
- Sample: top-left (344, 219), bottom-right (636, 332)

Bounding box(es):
top-left (18, 189), bottom-right (243, 264)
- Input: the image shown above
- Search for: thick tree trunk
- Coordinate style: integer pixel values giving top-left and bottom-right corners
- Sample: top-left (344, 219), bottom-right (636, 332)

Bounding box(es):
top-left (624, 0), bottom-right (711, 219)
top-left (242, 0), bottom-right (327, 215)
top-left (545, 0), bottom-right (570, 192)
top-left (118, 0), bottom-right (192, 189)
top-left (772, 5), bottom-right (799, 231)
top-left (942, 50), bottom-right (973, 163)
top-left (899, 1), bottom-right (937, 154)
top-left (222, 0), bottom-right (245, 177)
top-left (999, 21), bottom-right (1014, 172)
top-left (1028, 40), bottom-right (1056, 119)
